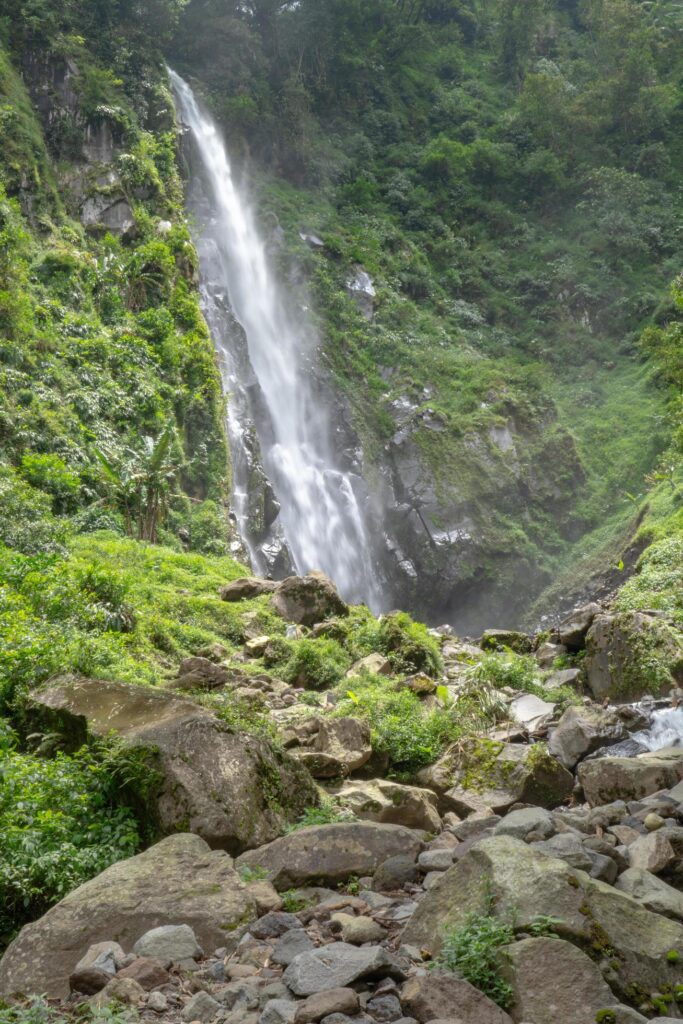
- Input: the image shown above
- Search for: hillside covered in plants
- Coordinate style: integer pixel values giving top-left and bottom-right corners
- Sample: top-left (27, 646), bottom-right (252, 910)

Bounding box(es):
top-left (0, 0), bottom-right (683, 1022)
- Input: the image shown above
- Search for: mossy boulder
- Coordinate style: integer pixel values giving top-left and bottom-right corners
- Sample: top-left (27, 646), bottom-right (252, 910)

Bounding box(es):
top-left (403, 835), bottom-right (683, 999)
top-left (0, 834), bottom-right (255, 999)
top-left (270, 571), bottom-right (349, 626)
top-left (418, 739), bottom-right (573, 815)
top-left (584, 611), bottom-right (683, 703)
top-left (29, 676), bottom-right (317, 853)
top-left (480, 629), bottom-right (533, 654)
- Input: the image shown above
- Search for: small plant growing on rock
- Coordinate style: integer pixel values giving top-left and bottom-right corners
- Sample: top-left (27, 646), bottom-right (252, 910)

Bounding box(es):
top-left (433, 894), bottom-right (514, 1009)
top-left (667, 949), bottom-right (680, 963)
top-left (285, 798), bottom-right (356, 832)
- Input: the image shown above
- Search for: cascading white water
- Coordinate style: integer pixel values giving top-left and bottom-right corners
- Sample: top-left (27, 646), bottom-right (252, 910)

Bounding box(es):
top-left (169, 70), bottom-right (380, 607)
top-left (632, 706), bottom-right (683, 751)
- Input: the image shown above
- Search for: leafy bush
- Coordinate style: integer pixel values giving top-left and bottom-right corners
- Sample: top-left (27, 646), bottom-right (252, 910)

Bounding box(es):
top-left (20, 453), bottom-right (80, 514)
top-left (376, 612), bottom-right (442, 677)
top-left (434, 909), bottom-right (514, 1009)
top-left (338, 673), bottom-right (457, 774)
top-left (280, 638), bottom-right (351, 690)
top-left (285, 798), bottom-right (356, 832)
top-left (0, 739), bottom-right (140, 947)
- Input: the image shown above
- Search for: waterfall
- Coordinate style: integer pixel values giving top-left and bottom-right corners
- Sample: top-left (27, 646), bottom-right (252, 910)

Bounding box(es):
top-left (169, 70), bottom-right (381, 608)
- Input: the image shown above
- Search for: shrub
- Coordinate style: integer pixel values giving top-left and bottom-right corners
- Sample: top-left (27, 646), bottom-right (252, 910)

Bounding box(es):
top-left (281, 638), bottom-right (351, 689)
top-left (338, 673), bottom-right (457, 774)
top-left (20, 453), bottom-right (80, 514)
top-left (0, 743), bottom-right (140, 947)
top-left (376, 612), bottom-right (442, 677)
top-left (434, 909), bottom-right (514, 1009)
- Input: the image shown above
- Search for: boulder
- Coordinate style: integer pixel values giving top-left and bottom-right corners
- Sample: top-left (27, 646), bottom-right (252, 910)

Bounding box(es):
top-left (346, 654), bottom-right (392, 678)
top-left (548, 705), bottom-right (627, 770)
top-left (271, 572), bottom-right (348, 627)
top-left (508, 693), bottom-right (556, 732)
top-left (236, 822), bottom-right (422, 891)
top-left (402, 835), bottom-right (683, 996)
top-left (493, 806), bottom-right (554, 840)
top-left (502, 936), bottom-right (615, 1024)
top-left (0, 834), bottom-right (255, 999)
top-left (331, 779), bottom-right (441, 832)
top-left (294, 989), bottom-right (360, 1024)
top-left (133, 923), bottom-right (202, 964)
top-left (616, 868), bottom-right (683, 921)
top-left (399, 972), bottom-right (512, 1024)
top-left (535, 641), bottom-right (567, 669)
top-left (584, 611), bottom-right (683, 702)
top-left (558, 603), bottom-right (601, 650)
top-left (480, 630), bottom-right (532, 654)
top-left (578, 748), bottom-right (683, 805)
top-left (314, 718), bottom-right (372, 773)
top-left (283, 943), bottom-right (405, 996)
top-left (627, 831), bottom-right (675, 874)
top-left (418, 740), bottom-right (573, 815)
top-left (172, 656), bottom-right (231, 691)
top-left (29, 676), bottom-right (317, 853)
top-left (220, 577), bottom-right (279, 601)
top-left (544, 667), bottom-right (582, 690)
top-left (329, 913), bottom-right (385, 945)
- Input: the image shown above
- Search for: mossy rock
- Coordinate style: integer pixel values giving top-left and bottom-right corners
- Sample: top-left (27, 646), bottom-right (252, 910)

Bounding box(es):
top-left (585, 611), bottom-right (683, 703)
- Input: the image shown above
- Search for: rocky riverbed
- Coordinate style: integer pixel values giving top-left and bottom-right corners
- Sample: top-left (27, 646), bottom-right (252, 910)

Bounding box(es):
top-left (2, 572), bottom-right (683, 1023)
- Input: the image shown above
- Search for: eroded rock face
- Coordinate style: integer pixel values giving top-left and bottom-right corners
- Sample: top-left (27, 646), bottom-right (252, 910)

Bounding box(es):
top-left (271, 572), bottom-right (349, 626)
top-left (403, 835), bottom-right (683, 997)
top-left (418, 740), bottom-right (573, 815)
top-left (29, 676), bottom-right (317, 853)
top-left (0, 835), bottom-right (254, 1000)
top-left (235, 822), bottom-right (422, 890)
top-left (578, 748), bottom-right (683, 805)
top-left (584, 610), bottom-right (683, 702)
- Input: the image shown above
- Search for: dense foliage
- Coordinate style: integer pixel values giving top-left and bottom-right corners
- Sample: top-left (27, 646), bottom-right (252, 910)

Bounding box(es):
top-left (172, 0), bottom-right (682, 616)
top-left (0, 723), bottom-right (140, 946)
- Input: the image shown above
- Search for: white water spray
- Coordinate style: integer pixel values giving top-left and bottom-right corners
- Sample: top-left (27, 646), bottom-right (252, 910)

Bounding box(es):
top-left (169, 70), bottom-right (380, 607)
top-left (632, 706), bottom-right (683, 751)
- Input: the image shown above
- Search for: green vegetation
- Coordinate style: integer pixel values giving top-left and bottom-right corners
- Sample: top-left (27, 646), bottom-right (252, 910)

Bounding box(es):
top-left (0, 997), bottom-right (138, 1023)
top-left (171, 0), bottom-right (682, 624)
top-left (435, 907), bottom-right (514, 1009)
top-left (0, 723), bottom-right (140, 947)
top-left (285, 798), bottom-right (356, 832)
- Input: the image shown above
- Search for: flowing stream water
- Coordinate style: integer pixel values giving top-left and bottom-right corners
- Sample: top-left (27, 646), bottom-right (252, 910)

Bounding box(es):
top-left (170, 70), bottom-right (381, 607)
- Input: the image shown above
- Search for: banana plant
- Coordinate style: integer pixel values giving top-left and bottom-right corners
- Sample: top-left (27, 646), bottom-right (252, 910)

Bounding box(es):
top-left (93, 420), bottom-right (179, 542)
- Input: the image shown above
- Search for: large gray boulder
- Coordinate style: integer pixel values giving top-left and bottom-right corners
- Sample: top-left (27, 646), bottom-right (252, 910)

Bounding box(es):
top-left (29, 676), bottom-right (317, 853)
top-left (418, 740), bottom-right (573, 815)
top-left (331, 778), bottom-right (442, 832)
top-left (0, 834), bottom-right (255, 999)
top-left (584, 611), bottom-right (683, 702)
top-left (400, 972), bottom-right (512, 1024)
top-left (402, 835), bottom-right (683, 997)
top-left (548, 705), bottom-right (627, 770)
top-left (236, 822), bottom-right (422, 890)
top-left (283, 943), bottom-right (405, 996)
top-left (502, 936), bottom-right (615, 1024)
top-left (271, 572), bottom-right (348, 626)
top-left (578, 748), bottom-right (683, 805)
top-left (558, 602), bottom-right (602, 650)
top-left (616, 867), bottom-right (683, 921)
